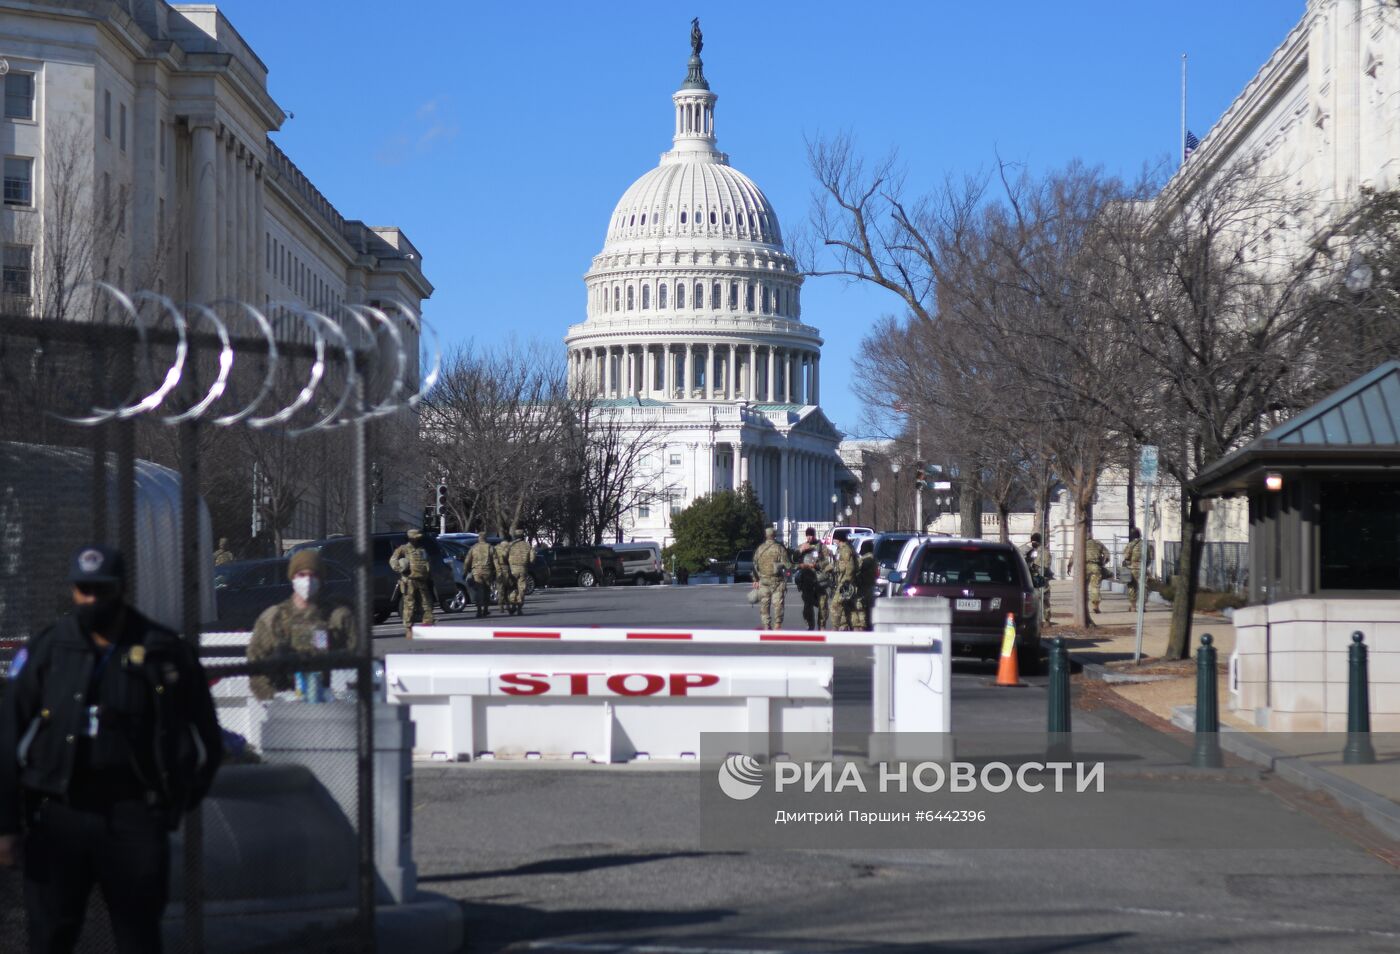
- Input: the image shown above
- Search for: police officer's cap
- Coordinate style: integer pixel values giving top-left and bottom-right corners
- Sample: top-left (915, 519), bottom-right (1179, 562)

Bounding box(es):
top-left (69, 544), bottom-right (125, 584)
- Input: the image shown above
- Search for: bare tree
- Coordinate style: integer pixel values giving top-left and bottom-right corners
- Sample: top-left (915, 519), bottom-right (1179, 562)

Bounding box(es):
top-left (566, 398), bottom-right (680, 544)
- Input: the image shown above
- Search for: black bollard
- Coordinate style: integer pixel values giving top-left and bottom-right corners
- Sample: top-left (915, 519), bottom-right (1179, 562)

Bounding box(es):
top-left (1343, 631), bottom-right (1377, 765)
top-left (1191, 633), bottom-right (1224, 769)
top-left (1047, 637), bottom-right (1072, 759)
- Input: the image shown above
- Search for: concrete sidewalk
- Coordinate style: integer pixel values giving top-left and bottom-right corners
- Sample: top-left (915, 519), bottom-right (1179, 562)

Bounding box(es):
top-left (1044, 578), bottom-right (1400, 840)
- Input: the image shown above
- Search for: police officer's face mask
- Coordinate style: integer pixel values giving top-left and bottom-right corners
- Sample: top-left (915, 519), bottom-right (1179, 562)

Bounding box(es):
top-left (292, 574), bottom-right (320, 601)
top-left (74, 587), bottom-right (123, 634)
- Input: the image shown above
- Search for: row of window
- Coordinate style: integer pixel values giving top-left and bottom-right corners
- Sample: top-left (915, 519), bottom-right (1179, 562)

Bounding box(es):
top-left (4, 73), bottom-right (32, 121)
top-left (594, 279), bottom-right (796, 317)
top-left (617, 207), bottom-right (770, 234)
top-left (265, 232), bottom-right (343, 312)
top-left (2, 244), bottom-right (31, 298)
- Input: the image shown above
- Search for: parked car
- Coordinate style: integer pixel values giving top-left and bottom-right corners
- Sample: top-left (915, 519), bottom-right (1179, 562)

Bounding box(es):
top-left (287, 532), bottom-right (456, 624)
top-left (868, 532), bottom-right (918, 595)
top-left (212, 557), bottom-right (355, 630)
top-left (613, 541), bottom-right (666, 584)
top-left (537, 546), bottom-right (608, 588)
top-left (733, 549), bottom-right (755, 582)
top-left (824, 525), bottom-right (876, 554)
top-left (889, 538), bottom-right (1043, 675)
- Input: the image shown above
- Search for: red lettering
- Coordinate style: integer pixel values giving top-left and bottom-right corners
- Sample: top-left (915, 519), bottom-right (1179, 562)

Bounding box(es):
top-left (498, 672), bottom-right (550, 696)
top-left (669, 673), bottom-right (720, 696)
top-left (563, 672), bottom-right (602, 695)
top-left (606, 673), bottom-right (666, 696)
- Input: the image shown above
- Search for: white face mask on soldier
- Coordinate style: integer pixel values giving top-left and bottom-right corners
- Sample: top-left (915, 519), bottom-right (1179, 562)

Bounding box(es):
top-left (292, 575), bottom-right (320, 600)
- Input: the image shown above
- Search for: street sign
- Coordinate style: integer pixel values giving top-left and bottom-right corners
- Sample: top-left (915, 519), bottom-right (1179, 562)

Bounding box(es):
top-left (1139, 445), bottom-right (1159, 483)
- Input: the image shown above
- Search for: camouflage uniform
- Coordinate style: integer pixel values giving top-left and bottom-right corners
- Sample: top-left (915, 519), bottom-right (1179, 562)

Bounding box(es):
top-left (506, 531), bottom-right (535, 616)
top-left (796, 539), bottom-right (832, 631)
top-left (1021, 539), bottom-right (1051, 624)
top-left (1123, 537), bottom-right (1145, 606)
top-left (1082, 538), bottom-right (1108, 612)
top-left (247, 598), bottom-right (353, 700)
top-left (830, 539), bottom-right (859, 632)
top-left (213, 537), bottom-right (234, 566)
top-left (389, 530), bottom-right (435, 637)
top-left (463, 538), bottom-right (497, 618)
top-left (852, 552), bottom-right (879, 631)
top-left (752, 530), bottom-right (791, 630)
top-left (494, 537), bottom-right (516, 611)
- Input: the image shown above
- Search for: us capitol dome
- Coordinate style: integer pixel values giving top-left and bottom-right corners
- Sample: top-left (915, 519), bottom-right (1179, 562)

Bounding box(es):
top-left (564, 22), bottom-right (841, 544)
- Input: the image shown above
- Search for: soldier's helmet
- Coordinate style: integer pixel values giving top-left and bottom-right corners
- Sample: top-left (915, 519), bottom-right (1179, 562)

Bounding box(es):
top-left (763, 527), bottom-right (776, 540)
top-left (406, 529), bottom-right (423, 542)
top-left (512, 528), bottom-right (525, 539)
top-left (218, 537), bottom-right (229, 549)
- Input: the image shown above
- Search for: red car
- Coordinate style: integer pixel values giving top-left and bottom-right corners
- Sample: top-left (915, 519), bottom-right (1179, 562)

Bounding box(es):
top-left (892, 538), bottom-right (1043, 675)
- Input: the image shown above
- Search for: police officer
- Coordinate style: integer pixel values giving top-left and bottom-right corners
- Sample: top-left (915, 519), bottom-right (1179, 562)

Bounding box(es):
top-left (389, 529), bottom-right (435, 638)
top-left (212, 537), bottom-right (234, 566)
top-left (505, 529), bottom-right (535, 617)
top-left (830, 528), bottom-right (859, 632)
top-left (246, 549), bottom-right (353, 699)
top-left (463, 535), bottom-right (497, 618)
top-left (751, 527), bottom-right (791, 630)
top-left (0, 545), bottom-right (223, 953)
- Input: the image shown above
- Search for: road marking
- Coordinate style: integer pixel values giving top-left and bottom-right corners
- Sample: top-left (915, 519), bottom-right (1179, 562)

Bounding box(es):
top-left (523, 943), bottom-right (813, 954)
top-left (1111, 906), bottom-right (1400, 939)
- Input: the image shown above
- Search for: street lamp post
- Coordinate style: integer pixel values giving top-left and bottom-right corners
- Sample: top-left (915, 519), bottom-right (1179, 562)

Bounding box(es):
top-left (830, 493), bottom-right (839, 526)
top-left (853, 493), bottom-right (863, 527)
top-left (889, 463), bottom-right (900, 529)
top-left (871, 479), bottom-right (881, 533)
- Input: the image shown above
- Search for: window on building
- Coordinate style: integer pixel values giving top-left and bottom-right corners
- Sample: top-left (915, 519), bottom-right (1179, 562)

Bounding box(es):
top-left (729, 282), bottom-right (739, 310)
top-left (266, 234), bottom-right (271, 270)
top-left (1319, 480), bottom-right (1400, 590)
top-left (4, 157), bottom-right (32, 206)
top-left (670, 499), bottom-right (683, 517)
top-left (119, 103), bottom-right (126, 152)
top-left (626, 285), bottom-right (634, 310)
top-left (116, 184), bottom-right (125, 233)
top-left (694, 282), bottom-right (703, 308)
top-left (761, 286), bottom-right (769, 314)
top-left (641, 284), bottom-right (650, 309)
top-left (158, 197), bottom-right (165, 237)
top-left (658, 283), bottom-right (668, 309)
top-left (4, 73), bottom-right (34, 121)
top-left (104, 90), bottom-right (111, 139)
top-left (669, 453), bottom-right (682, 466)
top-left (712, 282), bottom-right (721, 309)
top-left (102, 172), bottom-right (110, 224)
top-left (709, 210), bottom-right (716, 225)
top-left (676, 283), bottom-right (685, 308)
top-left (117, 266), bottom-right (124, 289)
top-left (680, 211), bottom-right (687, 225)
top-left (638, 505), bottom-right (650, 520)
top-left (159, 121), bottom-right (166, 166)
top-left (745, 285), bottom-right (754, 311)
top-left (2, 244), bottom-right (32, 298)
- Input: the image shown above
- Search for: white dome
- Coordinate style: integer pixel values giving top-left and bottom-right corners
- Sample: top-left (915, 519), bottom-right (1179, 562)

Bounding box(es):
top-left (605, 160), bottom-right (783, 248)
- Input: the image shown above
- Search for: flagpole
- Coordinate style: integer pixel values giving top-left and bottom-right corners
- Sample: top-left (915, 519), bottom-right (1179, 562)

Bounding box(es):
top-left (1180, 53), bottom-right (1188, 166)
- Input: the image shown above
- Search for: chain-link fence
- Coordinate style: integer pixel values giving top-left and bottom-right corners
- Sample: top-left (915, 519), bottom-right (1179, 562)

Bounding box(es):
top-left (0, 295), bottom-right (433, 952)
top-left (1160, 541), bottom-right (1250, 594)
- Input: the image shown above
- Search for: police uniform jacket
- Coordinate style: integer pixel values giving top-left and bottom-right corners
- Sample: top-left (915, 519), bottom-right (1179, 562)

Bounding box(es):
top-left (0, 611), bottom-right (223, 833)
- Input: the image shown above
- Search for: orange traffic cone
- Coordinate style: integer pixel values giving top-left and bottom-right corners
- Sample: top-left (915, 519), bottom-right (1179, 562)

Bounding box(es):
top-left (995, 612), bottom-right (1022, 687)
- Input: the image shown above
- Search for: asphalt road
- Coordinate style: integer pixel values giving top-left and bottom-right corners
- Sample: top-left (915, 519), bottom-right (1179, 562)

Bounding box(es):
top-left (385, 584), bottom-right (1400, 953)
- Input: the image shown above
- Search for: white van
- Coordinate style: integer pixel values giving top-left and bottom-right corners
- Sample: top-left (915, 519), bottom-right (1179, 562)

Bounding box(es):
top-left (612, 541), bottom-right (666, 585)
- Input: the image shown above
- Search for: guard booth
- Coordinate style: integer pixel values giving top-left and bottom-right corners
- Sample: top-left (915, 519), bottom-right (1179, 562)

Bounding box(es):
top-left (1192, 361), bottom-right (1400, 731)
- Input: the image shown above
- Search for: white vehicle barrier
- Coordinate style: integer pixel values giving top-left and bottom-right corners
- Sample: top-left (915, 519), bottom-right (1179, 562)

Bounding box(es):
top-left (390, 605), bottom-right (950, 763)
top-left (385, 653), bottom-right (833, 763)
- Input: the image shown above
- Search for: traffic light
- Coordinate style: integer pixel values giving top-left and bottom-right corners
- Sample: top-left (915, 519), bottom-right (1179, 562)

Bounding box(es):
top-left (914, 461), bottom-right (927, 489)
top-left (436, 480), bottom-right (448, 517)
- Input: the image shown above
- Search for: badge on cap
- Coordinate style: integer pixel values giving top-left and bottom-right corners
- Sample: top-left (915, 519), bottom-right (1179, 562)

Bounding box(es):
top-left (78, 549), bottom-right (105, 574)
top-left (127, 645), bottom-right (145, 665)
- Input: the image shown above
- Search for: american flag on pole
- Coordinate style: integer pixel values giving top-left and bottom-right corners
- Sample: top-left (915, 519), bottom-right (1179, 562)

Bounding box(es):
top-left (1184, 130), bottom-right (1200, 160)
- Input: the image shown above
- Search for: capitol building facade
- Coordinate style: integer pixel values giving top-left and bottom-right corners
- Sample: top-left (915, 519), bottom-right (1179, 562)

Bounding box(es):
top-left (565, 33), bottom-right (841, 546)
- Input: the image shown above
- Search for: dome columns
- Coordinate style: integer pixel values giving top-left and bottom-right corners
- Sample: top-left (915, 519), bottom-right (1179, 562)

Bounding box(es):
top-left (568, 341), bottom-right (821, 405)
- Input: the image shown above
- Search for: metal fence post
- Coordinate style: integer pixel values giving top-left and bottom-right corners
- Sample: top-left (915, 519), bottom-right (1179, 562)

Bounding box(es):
top-left (352, 360), bottom-right (377, 952)
top-left (180, 413), bottom-right (205, 953)
top-left (1343, 631), bottom-right (1376, 765)
top-left (1046, 637), bottom-right (1072, 759)
top-left (1191, 633), bottom-right (1223, 768)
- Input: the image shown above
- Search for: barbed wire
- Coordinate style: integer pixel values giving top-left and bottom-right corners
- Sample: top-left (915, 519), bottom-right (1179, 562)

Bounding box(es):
top-left (24, 282), bottom-right (440, 433)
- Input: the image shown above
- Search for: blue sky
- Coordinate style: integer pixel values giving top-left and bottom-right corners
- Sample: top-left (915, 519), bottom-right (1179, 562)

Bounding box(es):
top-left (215, 0), bottom-right (1304, 436)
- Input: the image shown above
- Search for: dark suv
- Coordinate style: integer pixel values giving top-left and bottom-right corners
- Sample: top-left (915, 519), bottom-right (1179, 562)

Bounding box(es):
top-left (892, 539), bottom-right (1042, 675)
top-left (538, 546), bottom-right (609, 588)
top-left (288, 532), bottom-right (456, 624)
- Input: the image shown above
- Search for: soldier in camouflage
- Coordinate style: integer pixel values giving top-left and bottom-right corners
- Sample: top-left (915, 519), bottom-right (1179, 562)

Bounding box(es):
top-left (829, 528), bottom-right (859, 632)
top-left (463, 535), bottom-right (497, 618)
top-left (247, 549), bottom-right (352, 700)
top-left (1074, 534), bottom-right (1110, 613)
top-left (505, 529), bottom-right (536, 616)
top-left (389, 529), bottom-right (435, 638)
top-left (796, 527), bottom-right (832, 630)
top-left (1021, 532), bottom-right (1052, 625)
top-left (751, 527), bottom-right (791, 630)
top-left (213, 537), bottom-right (234, 566)
top-left (1123, 528), bottom-right (1146, 607)
top-left (852, 546), bottom-right (879, 631)
top-left (493, 534), bottom-right (516, 613)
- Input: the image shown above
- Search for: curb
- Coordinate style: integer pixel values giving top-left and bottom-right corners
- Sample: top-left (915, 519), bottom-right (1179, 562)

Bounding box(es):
top-left (1170, 705), bottom-right (1400, 842)
top-left (1068, 652), bottom-right (1176, 685)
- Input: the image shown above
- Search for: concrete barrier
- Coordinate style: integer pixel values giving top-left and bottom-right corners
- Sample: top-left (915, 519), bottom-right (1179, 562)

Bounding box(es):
top-left (386, 653), bottom-right (833, 763)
